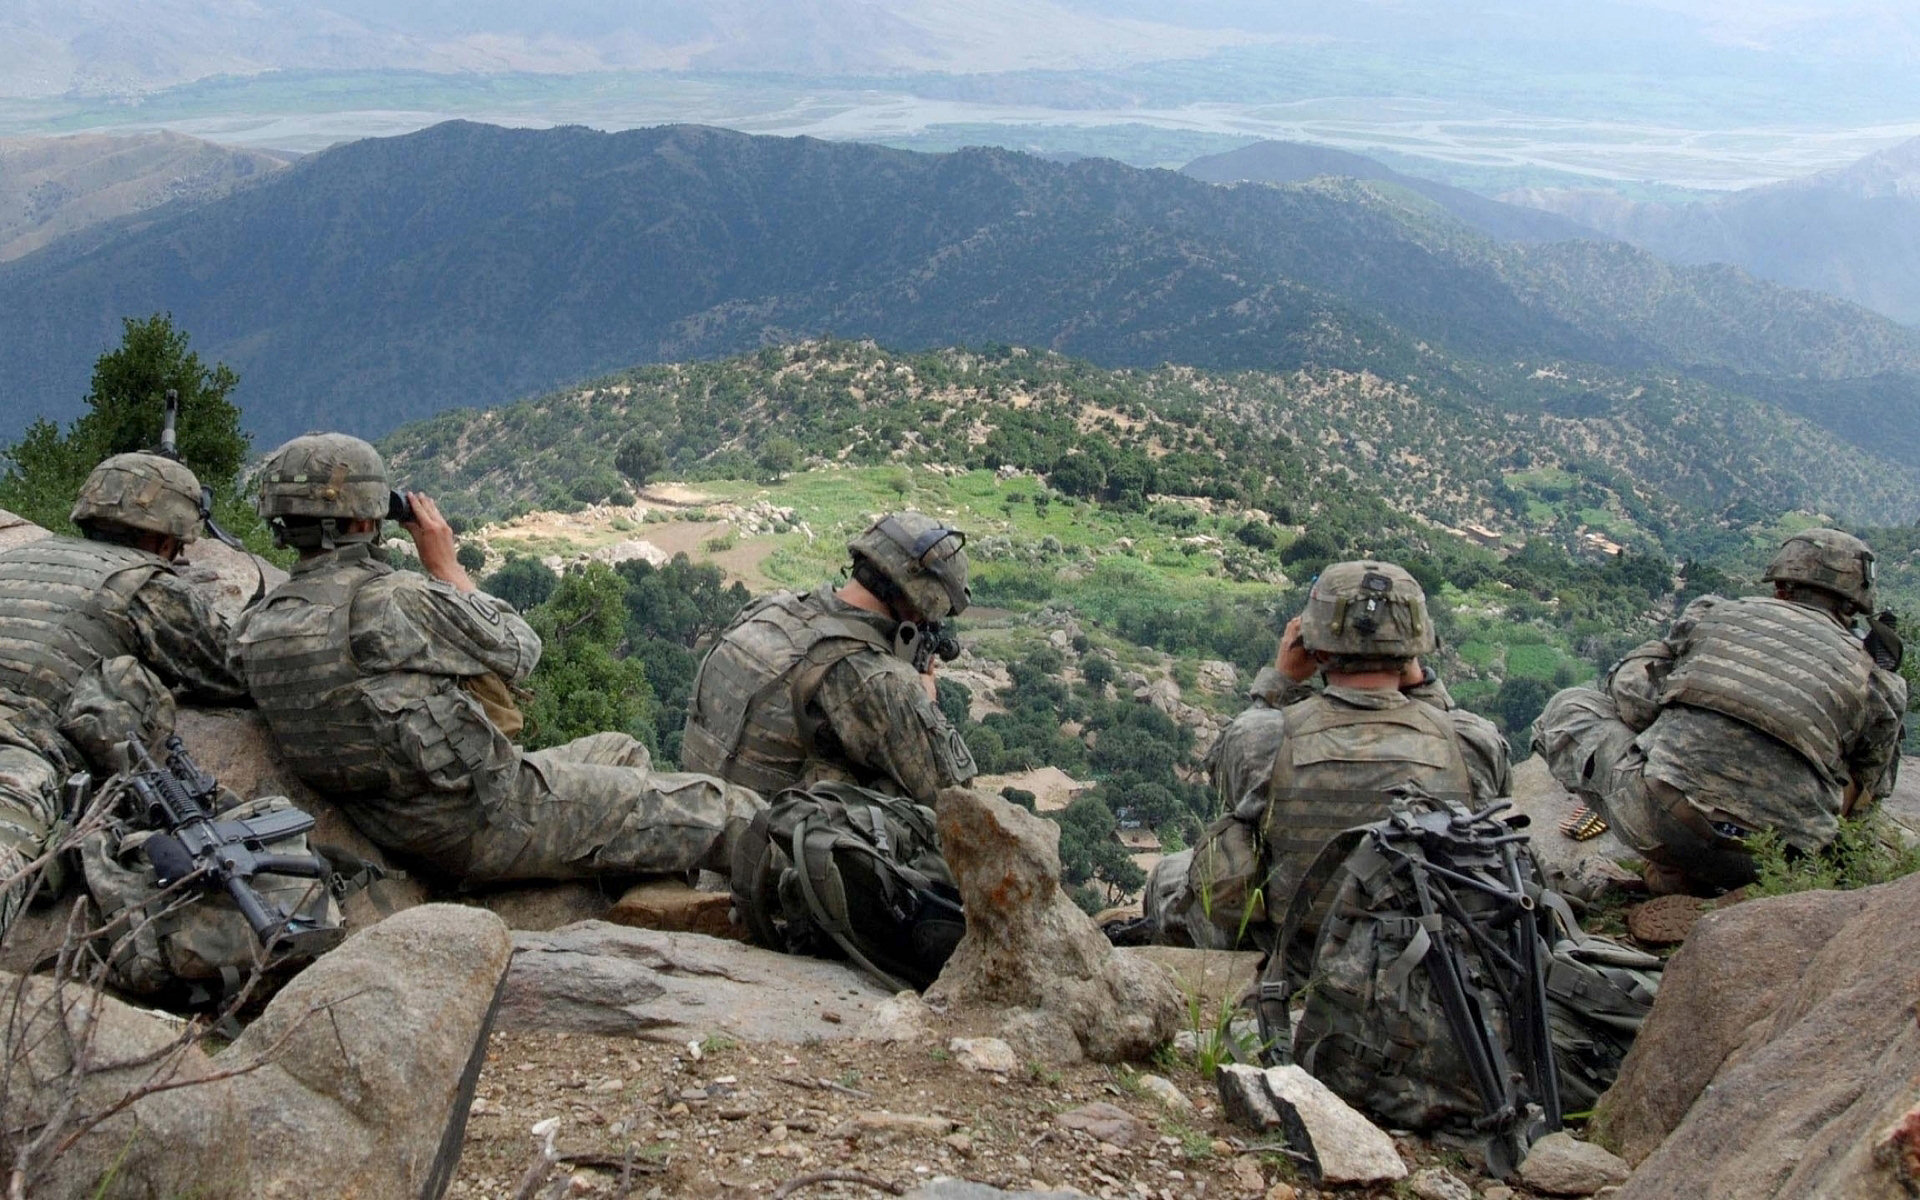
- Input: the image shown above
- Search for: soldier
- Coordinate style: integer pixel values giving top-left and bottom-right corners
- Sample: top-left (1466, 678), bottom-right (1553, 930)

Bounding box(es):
top-left (1534, 529), bottom-right (1906, 894)
top-left (231, 434), bottom-right (760, 885)
top-left (1151, 560), bottom-right (1509, 947)
top-left (681, 512), bottom-right (976, 805)
top-left (0, 453), bottom-right (246, 937)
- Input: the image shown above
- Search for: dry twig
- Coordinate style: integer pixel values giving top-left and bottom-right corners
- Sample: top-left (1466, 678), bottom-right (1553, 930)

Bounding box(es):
top-left (770, 1168), bottom-right (906, 1198)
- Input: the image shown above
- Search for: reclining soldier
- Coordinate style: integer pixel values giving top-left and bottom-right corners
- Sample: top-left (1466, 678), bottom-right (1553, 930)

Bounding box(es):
top-left (0, 453), bottom-right (247, 938)
top-left (681, 512), bottom-right (976, 806)
top-left (1149, 560), bottom-right (1510, 947)
top-left (232, 434), bottom-right (761, 885)
top-left (1534, 528), bottom-right (1906, 895)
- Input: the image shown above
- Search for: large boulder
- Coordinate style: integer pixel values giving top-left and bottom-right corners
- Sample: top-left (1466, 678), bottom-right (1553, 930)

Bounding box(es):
top-left (0, 507), bottom-right (50, 552)
top-left (177, 537), bottom-right (288, 623)
top-left (500, 921), bottom-right (892, 1041)
top-left (15, 904), bottom-right (511, 1199)
top-left (1596, 870), bottom-right (1920, 1199)
top-left (923, 787), bottom-right (1181, 1063)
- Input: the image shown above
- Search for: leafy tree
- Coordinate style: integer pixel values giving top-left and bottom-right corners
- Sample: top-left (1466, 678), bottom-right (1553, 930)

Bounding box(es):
top-left (936, 677), bottom-right (972, 728)
top-left (483, 557), bottom-right (559, 612)
top-left (615, 432), bottom-right (668, 488)
top-left (455, 543), bottom-right (486, 573)
top-left (523, 564), bottom-right (656, 752)
top-left (616, 555), bottom-right (749, 648)
top-left (1490, 675), bottom-right (1555, 740)
top-left (1, 314), bottom-right (246, 533)
top-left (757, 437), bottom-right (799, 482)
top-left (1050, 454), bottom-right (1105, 500)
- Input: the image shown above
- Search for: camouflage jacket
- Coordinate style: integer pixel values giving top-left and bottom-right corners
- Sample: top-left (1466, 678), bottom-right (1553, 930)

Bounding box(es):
top-left (1607, 593), bottom-right (1906, 848)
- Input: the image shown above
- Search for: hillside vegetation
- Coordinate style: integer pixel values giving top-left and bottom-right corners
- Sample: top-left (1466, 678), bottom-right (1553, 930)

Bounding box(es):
top-left (7, 121), bottom-right (1920, 466)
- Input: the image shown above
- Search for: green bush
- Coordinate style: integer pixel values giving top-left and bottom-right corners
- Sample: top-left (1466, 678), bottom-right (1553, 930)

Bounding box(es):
top-left (1747, 814), bottom-right (1920, 898)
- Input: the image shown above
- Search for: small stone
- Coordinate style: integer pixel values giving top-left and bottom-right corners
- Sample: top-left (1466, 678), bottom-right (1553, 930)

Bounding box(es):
top-left (857, 991), bottom-right (934, 1044)
top-left (949, 1037), bottom-right (1020, 1074)
top-left (1409, 1166), bottom-right (1475, 1200)
top-left (1481, 1187), bottom-right (1515, 1200)
top-left (1216, 1063), bottom-right (1282, 1131)
top-left (822, 1010), bottom-right (844, 1024)
top-left (1230, 1156), bottom-right (1266, 1191)
top-left (1136, 1074), bottom-right (1194, 1114)
top-left (591, 1078), bottom-right (625, 1093)
top-left (1055, 1102), bottom-right (1149, 1148)
top-left (1265, 1185), bottom-right (1297, 1200)
top-left (666, 1103), bottom-right (689, 1117)
top-left (1518, 1133), bottom-right (1631, 1195)
top-left (943, 1132), bottom-right (974, 1155)
top-left (852, 1111), bottom-right (956, 1138)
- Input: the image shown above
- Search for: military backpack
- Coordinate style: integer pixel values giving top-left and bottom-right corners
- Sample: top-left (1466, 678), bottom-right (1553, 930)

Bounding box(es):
top-left (1259, 789), bottom-right (1659, 1178)
top-left (730, 781), bottom-right (965, 992)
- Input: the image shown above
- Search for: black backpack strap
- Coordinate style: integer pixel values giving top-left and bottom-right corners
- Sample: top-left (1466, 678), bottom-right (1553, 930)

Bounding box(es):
top-left (787, 811), bottom-right (916, 993)
top-left (729, 805), bottom-right (786, 950)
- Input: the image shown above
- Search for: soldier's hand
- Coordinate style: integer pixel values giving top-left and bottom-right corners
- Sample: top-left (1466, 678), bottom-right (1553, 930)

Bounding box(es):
top-left (401, 493), bottom-right (476, 594)
top-left (920, 655), bottom-right (939, 702)
top-left (1276, 616), bottom-right (1316, 682)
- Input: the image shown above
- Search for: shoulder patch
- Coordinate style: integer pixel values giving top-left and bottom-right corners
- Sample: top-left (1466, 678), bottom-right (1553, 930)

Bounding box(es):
top-left (467, 592), bottom-right (502, 625)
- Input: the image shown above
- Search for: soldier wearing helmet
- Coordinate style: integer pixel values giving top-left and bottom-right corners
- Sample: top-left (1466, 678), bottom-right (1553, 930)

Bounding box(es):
top-left (1534, 528), bottom-right (1907, 895)
top-left (232, 433), bottom-right (761, 885)
top-left (681, 511), bottom-right (977, 805)
top-left (1148, 560), bottom-right (1509, 949)
top-left (0, 451), bottom-right (246, 938)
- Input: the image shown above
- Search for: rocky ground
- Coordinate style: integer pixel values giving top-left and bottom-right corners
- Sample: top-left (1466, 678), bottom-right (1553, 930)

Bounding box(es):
top-left (447, 1029), bottom-right (1537, 1200)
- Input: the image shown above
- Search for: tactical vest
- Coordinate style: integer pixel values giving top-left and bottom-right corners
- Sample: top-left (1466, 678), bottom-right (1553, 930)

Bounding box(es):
top-left (1660, 596), bottom-right (1873, 786)
top-left (234, 555), bottom-right (411, 798)
top-left (681, 591), bottom-right (897, 796)
top-left (1263, 693), bottom-right (1472, 897)
top-left (0, 537), bottom-right (165, 710)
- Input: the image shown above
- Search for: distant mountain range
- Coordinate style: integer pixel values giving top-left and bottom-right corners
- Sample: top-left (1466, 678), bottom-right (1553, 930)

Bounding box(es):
top-left (0, 131), bottom-right (289, 262)
top-left (5, 120), bottom-right (1920, 478)
top-left (1182, 141), bottom-right (1601, 245)
top-left (1509, 136), bottom-right (1920, 326)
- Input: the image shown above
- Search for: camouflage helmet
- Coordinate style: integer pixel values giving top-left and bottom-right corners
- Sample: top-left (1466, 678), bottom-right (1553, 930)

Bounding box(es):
top-left (848, 512), bottom-right (970, 620)
top-left (1763, 528), bottom-right (1876, 613)
top-left (70, 452), bottom-right (203, 544)
top-left (1299, 560), bottom-right (1435, 658)
top-left (256, 433), bottom-right (389, 523)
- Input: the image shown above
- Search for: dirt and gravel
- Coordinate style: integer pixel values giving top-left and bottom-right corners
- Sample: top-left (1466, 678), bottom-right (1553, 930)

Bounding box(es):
top-left (447, 1030), bottom-right (1536, 1200)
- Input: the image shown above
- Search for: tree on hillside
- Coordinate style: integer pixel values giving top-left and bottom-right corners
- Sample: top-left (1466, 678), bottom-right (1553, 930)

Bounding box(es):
top-left (523, 563), bottom-right (656, 752)
top-left (757, 437), bottom-right (799, 483)
top-left (615, 432), bottom-right (667, 488)
top-left (483, 557), bottom-right (559, 611)
top-left (0, 314), bottom-right (246, 532)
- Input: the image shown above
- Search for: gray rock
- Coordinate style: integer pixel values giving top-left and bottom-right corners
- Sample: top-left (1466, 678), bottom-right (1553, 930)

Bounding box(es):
top-left (1136, 1073), bottom-right (1194, 1113)
top-left (0, 507), bottom-right (50, 552)
top-left (16, 904), bottom-right (512, 1199)
top-left (1599, 870), bottom-right (1920, 1199)
top-left (1506, 757), bottom-right (1639, 901)
top-left (949, 1036), bottom-right (1019, 1073)
top-left (1409, 1166), bottom-right (1476, 1200)
top-left (1219, 1064), bottom-right (1407, 1186)
top-left (1885, 755), bottom-right (1920, 847)
top-left (1054, 1101), bottom-right (1149, 1148)
top-left (500, 921), bottom-right (891, 1042)
top-left (856, 990), bottom-right (935, 1044)
top-left (177, 536), bottom-right (287, 624)
top-left (923, 788), bottom-right (1181, 1063)
top-left (1518, 1132), bottom-right (1630, 1195)
top-left (904, 1181), bottom-right (1084, 1199)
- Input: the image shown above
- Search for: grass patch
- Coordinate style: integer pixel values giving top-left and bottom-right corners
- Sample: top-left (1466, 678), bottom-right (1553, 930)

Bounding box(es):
top-left (1747, 813), bottom-right (1920, 897)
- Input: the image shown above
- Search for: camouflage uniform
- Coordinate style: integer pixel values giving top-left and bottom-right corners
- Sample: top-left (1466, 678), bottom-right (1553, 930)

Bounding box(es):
top-left (234, 542), bottom-right (759, 883)
top-left (1535, 592), bottom-right (1906, 889)
top-left (1152, 562), bottom-right (1510, 948)
top-left (0, 460), bottom-right (245, 939)
top-left (682, 587), bottom-right (976, 806)
top-left (1150, 663), bottom-right (1510, 948)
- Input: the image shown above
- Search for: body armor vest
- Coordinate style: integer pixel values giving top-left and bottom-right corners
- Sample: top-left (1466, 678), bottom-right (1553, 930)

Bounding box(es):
top-left (0, 538), bottom-right (164, 710)
top-left (1263, 693), bottom-right (1472, 897)
top-left (681, 591), bottom-right (896, 796)
top-left (234, 555), bottom-right (412, 798)
top-left (1660, 596), bottom-right (1873, 785)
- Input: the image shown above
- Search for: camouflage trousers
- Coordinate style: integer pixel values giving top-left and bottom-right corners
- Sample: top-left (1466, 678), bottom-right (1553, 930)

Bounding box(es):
top-left (1141, 848), bottom-right (1239, 950)
top-left (1532, 687), bottom-right (1756, 891)
top-left (436, 732), bottom-right (765, 885)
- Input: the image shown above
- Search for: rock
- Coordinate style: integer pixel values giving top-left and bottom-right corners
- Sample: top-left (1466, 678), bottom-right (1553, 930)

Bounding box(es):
top-left (1217, 1064), bottom-right (1407, 1185)
top-left (1885, 754), bottom-right (1920, 847)
top-left (1196, 660), bottom-right (1239, 695)
top-left (849, 1111), bottom-right (956, 1138)
top-left (1505, 756), bottom-right (1640, 901)
top-left (1134, 677), bottom-right (1184, 715)
top-left (470, 882), bottom-right (614, 932)
top-left (903, 1182), bottom-right (1083, 1199)
top-left (1264, 1185), bottom-right (1298, 1200)
top-left (1623, 894), bottom-right (1711, 946)
top-left (1597, 871), bottom-right (1920, 1199)
top-left (607, 878), bottom-right (743, 939)
top-left (1518, 1133), bottom-right (1630, 1195)
top-left (1054, 1101), bottom-right (1148, 1148)
top-left (923, 788), bottom-right (1181, 1063)
top-left (1230, 1156), bottom-right (1268, 1191)
top-left (590, 538), bottom-right (669, 567)
top-left (857, 990), bottom-right (935, 1044)
top-left (1482, 1187), bottom-right (1516, 1200)
top-left (1877, 1099), bottom-right (1920, 1191)
top-left (1409, 1166), bottom-right (1476, 1200)
top-left (949, 1036), bottom-right (1019, 1074)
top-left (178, 537), bottom-right (288, 624)
top-left (500, 921), bottom-right (890, 1042)
top-left (14, 904), bottom-right (511, 1199)
top-left (0, 508), bottom-right (50, 552)
top-left (1136, 1073), bottom-right (1194, 1113)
